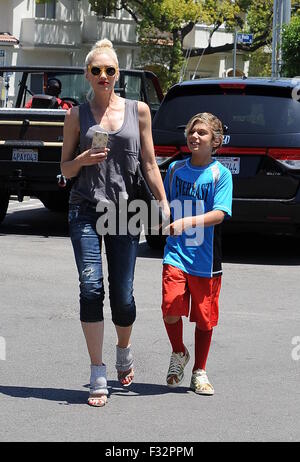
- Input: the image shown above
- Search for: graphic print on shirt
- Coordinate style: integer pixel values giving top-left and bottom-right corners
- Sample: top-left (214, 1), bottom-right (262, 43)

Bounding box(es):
top-left (175, 176), bottom-right (211, 201)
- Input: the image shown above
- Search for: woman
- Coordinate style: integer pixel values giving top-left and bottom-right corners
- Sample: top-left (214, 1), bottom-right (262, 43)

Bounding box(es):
top-left (61, 39), bottom-right (169, 407)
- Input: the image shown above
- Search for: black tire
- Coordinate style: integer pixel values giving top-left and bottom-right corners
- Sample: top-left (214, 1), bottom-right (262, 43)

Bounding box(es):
top-left (38, 191), bottom-right (69, 212)
top-left (145, 233), bottom-right (166, 250)
top-left (0, 190), bottom-right (10, 224)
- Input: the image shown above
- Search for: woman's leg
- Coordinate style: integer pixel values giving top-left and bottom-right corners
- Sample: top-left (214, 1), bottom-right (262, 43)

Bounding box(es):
top-left (69, 205), bottom-right (107, 405)
top-left (81, 321), bottom-right (104, 366)
top-left (105, 234), bottom-right (139, 385)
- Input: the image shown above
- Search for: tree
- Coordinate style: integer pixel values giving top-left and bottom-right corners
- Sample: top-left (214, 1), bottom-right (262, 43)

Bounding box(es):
top-left (36, 1), bottom-right (299, 85)
top-left (87, 1), bottom-right (284, 88)
top-left (88, 1), bottom-right (250, 89)
top-left (281, 14), bottom-right (300, 77)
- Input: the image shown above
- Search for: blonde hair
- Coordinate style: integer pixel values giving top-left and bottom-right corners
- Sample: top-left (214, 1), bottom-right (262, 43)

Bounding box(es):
top-left (85, 39), bottom-right (119, 68)
top-left (185, 112), bottom-right (224, 152)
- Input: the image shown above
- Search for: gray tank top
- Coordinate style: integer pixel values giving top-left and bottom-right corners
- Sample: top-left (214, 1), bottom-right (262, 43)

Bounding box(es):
top-left (69, 99), bottom-right (140, 205)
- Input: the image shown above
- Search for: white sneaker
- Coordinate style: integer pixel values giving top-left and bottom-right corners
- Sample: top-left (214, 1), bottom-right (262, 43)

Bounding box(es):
top-left (166, 348), bottom-right (190, 387)
top-left (190, 369), bottom-right (214, 395)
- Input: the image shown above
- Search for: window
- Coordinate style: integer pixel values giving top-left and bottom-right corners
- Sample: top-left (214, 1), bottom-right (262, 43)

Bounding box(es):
top-left (154, 92), bottom-right (300, 135)
top-left (35, 0), bottom-right (56, 19)
top-left (145, 77), bottom-right (161, 112)
top-left (123, 75), bottom-right (142, 101)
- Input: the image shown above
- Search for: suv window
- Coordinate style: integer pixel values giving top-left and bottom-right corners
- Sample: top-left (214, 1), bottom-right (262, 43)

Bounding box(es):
top-left (154, 87), bottom-right (300, 135)
top-left (145, 76), bottom-right (161, 113)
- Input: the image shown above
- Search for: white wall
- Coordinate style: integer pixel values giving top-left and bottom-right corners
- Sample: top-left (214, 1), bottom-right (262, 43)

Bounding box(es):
top-left (0, 1), bottom-right (247, 77)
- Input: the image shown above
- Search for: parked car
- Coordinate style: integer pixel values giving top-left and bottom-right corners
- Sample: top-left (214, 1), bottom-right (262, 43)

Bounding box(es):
top-left (0, 66), bottom-right (163, 223)
top-left (148, 77), bottom-right (300, 248)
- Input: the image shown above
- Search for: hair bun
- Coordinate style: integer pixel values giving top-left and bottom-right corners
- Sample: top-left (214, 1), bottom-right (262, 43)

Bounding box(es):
top-left (94, 39), bottom-right (113, 50)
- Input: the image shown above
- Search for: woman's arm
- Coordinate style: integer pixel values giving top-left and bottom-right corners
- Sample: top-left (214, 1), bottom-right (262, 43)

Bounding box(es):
top-left (60, 107), bottom-right (109, 179)
top-left (138, 101), bottom-right (169, 215)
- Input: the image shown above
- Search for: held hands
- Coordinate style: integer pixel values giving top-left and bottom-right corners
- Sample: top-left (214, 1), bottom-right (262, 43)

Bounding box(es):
top-left (78, 147), bottom-right (110, 166)
top-left (163, 216), bottom-right (194, 236)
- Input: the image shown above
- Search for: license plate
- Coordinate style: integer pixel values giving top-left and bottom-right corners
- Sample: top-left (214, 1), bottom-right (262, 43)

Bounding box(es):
top-left (12, 149), bottom-right (38, 162)
top-left (213, 156), bottom-right (240, 174)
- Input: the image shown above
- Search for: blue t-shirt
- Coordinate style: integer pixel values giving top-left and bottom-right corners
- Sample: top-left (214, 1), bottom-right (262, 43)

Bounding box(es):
top-left (163, 158), bottom-right (233, 277)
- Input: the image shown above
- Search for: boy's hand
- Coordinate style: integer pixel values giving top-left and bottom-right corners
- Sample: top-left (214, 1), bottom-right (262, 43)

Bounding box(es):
top-left (163, 217), bottom-right (194, 236)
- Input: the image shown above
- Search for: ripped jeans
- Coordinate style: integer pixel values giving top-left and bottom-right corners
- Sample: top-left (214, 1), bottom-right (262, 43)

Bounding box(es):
top-left (68, 202), bottom-right (140, 326)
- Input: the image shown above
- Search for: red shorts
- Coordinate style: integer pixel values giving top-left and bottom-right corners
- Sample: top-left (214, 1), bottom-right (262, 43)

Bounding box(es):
top-left (161, 264), bottom-right (222, 330)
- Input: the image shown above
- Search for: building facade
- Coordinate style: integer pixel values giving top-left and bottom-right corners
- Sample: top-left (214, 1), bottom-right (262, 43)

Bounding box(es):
top-left (0, 0), bottom-right (248, 77)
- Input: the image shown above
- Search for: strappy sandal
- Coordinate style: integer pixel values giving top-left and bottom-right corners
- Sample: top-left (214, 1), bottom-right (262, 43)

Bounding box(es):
top-left (88, 364), bottom-right (108, 407)
top-left (117, 368), bottom-right (134, 387)
top-left (88, 394), bottom-right (108, 407)
top-left (115, 345), bottom-right (134, 387)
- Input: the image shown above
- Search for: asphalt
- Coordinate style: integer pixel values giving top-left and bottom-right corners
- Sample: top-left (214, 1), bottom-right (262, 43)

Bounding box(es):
top-left (0, 201), bottom-right (300, 442)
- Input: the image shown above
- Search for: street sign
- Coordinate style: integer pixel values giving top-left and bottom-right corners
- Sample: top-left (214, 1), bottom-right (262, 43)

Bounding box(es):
top-left (237, 33), bottom-right (253, 44)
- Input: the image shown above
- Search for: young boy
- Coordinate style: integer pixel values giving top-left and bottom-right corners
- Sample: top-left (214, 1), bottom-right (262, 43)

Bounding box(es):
top-left (162, 112), bottom-right (232, 395)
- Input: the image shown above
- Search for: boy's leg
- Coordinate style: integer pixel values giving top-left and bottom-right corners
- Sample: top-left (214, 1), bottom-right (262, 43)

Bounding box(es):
top-left (164, 316), bottom-right (185, 354)
top-left (162, 265), bottom-right (190, 387)
top-left (193, 326), bottom-right (213, 372)
top-left (188, 275), bottom-right (222, 395)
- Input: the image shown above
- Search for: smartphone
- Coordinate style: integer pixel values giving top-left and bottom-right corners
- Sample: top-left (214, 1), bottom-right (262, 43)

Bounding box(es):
top-left (92, 131), bottom-right (108, 149)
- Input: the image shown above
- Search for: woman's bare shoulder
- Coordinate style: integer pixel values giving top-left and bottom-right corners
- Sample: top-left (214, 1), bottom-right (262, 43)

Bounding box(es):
top-left (65, 105), bottom-right (80, 129)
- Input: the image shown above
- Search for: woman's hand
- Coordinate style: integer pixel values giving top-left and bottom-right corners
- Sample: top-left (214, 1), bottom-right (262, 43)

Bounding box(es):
top-left (77, 147), bottom-right (110, 167)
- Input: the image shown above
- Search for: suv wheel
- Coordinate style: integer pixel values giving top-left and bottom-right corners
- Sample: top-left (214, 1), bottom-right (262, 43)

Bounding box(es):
top-left (145, 233), bottom-right (166, 250)
top-left (0, 190), bottom-right (10, 224)
top-left (38, 191), bottom-right (69, 212)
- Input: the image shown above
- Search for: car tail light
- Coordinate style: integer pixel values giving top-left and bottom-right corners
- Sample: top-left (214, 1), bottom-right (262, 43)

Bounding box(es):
top-left (217, 147), bottom-right (267, 155)
top-left (154, 145), bottom-right (180, 165)
top-left (219, 83), bottom-right (246, 89)
top-left (268, 148), bottom-right (300, 169)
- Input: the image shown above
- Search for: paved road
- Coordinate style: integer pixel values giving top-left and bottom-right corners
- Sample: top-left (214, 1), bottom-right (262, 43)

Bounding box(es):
top-left (0, 199), bottom-right (300, 442)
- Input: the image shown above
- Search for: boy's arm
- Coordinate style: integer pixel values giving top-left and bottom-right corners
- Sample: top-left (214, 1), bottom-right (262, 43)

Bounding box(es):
top-left (163, 167), bottom-right (232, 235)
top-left (163, 210), bottom-right (225, 235)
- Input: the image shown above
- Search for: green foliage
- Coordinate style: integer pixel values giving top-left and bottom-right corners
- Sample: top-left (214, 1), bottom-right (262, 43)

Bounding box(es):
top-left (88, 0), bottom-right (118, 17)
top-left (281, 14), bottom-right (300, 77)
top-left (243, 0), bottom-right (273, 39)
top-left (35, 1), bottom-right (300, 86)
top-left (134, 0), bottom-right (248, 89)
top-left (248, 48), bottom-right (271, 77)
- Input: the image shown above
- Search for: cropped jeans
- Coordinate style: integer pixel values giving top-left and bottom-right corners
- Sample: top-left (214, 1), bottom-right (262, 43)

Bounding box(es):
top-left (68, 202), bottom-right (140, 326)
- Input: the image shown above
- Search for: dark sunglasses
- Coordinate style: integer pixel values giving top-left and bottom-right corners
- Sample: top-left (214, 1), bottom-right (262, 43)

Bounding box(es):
top-left (88, 65), bottom-right (117, 77)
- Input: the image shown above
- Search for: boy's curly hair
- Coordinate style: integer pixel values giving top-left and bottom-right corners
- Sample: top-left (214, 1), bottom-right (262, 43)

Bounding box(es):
top-left (185, 113), bottom-right (224, 153)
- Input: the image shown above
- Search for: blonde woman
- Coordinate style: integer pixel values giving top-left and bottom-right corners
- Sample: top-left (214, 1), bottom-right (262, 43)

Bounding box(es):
top-left (61, 39), bottom-right (168, 407)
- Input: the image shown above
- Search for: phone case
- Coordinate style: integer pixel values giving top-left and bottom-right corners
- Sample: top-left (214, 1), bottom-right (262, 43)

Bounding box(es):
top-left (92, 131), bottom-right (108, 148)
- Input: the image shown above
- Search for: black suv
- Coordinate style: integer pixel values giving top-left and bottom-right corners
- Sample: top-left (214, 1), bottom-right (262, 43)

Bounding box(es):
top-left (150, 77), bottom-right (300, 246)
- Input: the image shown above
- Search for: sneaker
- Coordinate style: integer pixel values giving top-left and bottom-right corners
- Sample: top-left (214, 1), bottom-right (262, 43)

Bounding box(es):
top-left (190, 369), bottom-right (214, 395)
top-left (166, 348), bottom-right (190, 387)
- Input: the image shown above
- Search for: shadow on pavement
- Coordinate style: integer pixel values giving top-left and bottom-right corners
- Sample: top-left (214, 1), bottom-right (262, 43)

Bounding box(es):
top-left (0, 382), bottom-right (190, 405)
top-left (0, 385), bottom-right (85, 405)
top-left (0, 206), bottom-right (69, 238)
top-left (222, 232), bottom-right (300, 266)
top-left (107, 380), bottom-right (190, 396)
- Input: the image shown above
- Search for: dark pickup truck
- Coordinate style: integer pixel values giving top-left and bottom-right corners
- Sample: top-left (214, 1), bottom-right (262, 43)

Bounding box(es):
top-left (0, 65), bottom-right (163, 223)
